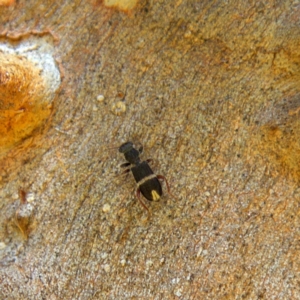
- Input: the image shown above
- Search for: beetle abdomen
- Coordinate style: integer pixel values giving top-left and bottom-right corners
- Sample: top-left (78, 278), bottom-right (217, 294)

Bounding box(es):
top-left (131, 162), bottom-right (162, 201)
top-left (139, 177), bottom-right (163, 201)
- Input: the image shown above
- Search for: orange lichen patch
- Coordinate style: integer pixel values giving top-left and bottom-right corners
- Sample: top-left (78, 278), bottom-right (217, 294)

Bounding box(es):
top-left (103, 0), bottom-right (138, 11)
top-left (0, 0), bottom-right (14, 6)
top-left (252, 92), bottom-right (300, 182)
top-left (258, 123), bottom-right (300, 181)
top-left (0, 52), bottom-right (51, 155)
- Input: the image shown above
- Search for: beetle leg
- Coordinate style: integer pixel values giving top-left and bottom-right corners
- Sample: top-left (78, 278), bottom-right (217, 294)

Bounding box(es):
top-left (115, 168), bottom-right (131, 179)
top-left (117, 162), bottom-right (131, 177)
top-left (157, 175), bottom-right (176, 199)
top-left (120, 162), bottom-right (131, 168)
top-left (136, 188), bottom-right (150, 212)
top-left (137, 143), bottom-right (143, 154)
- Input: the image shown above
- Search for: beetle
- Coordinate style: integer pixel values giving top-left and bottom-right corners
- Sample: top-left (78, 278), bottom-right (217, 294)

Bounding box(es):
top-left (119, 141), bottom-right (172, 211)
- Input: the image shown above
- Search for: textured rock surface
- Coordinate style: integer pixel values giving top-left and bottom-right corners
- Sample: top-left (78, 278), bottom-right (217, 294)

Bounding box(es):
top-left (0, 1), bottom-right (299, 299)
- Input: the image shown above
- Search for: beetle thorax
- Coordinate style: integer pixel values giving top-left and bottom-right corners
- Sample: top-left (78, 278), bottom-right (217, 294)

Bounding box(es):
top-left (124, 148), bottom-right (141, 165)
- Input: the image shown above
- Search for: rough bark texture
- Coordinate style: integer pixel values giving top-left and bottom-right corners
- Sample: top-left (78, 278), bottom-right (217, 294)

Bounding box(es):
top-left (0, 1), bottom-right (300, 299)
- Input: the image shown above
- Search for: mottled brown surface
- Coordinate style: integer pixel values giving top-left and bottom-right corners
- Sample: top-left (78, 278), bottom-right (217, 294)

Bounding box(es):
top-left (0, 1), bottom-right (300, 299)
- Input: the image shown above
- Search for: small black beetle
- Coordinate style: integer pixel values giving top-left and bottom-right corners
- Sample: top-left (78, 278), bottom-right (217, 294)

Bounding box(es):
top-left (119, 141), bottom-right (172, 211)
